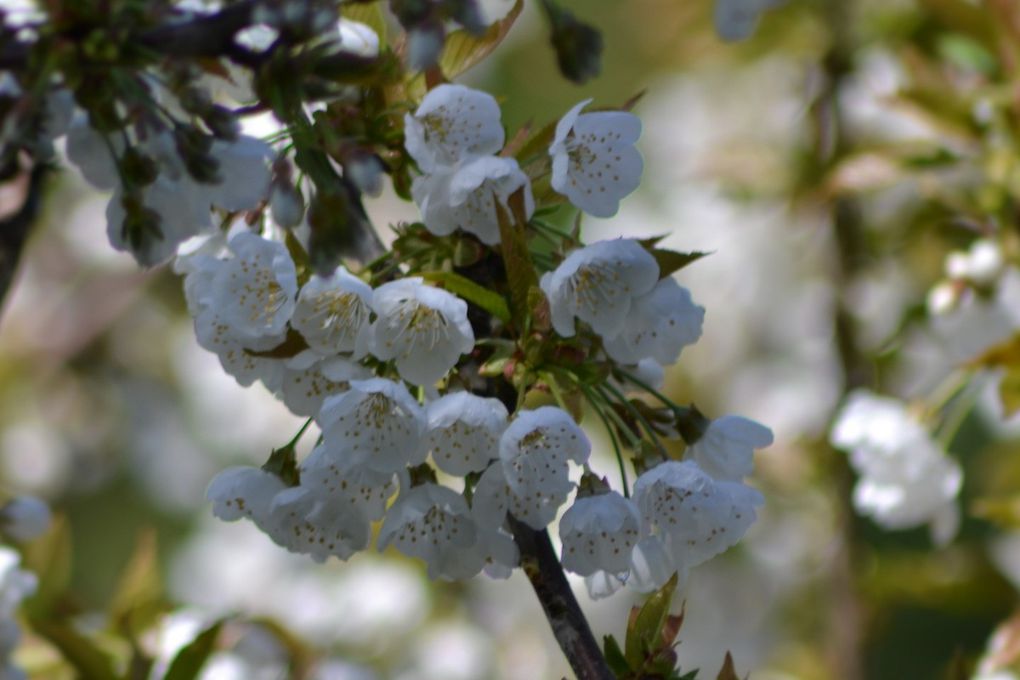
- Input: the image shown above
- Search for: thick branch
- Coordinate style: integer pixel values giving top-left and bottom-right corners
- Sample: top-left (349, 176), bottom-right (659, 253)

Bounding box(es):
top-left (508, 516), bottom-right (614, 680)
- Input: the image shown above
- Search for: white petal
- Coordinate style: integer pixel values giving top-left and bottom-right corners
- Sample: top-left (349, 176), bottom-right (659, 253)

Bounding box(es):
top-left (404, 84), bottom-right (504, 171)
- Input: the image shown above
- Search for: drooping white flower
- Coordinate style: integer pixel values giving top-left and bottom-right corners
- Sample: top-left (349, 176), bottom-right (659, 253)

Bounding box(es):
top-left (603, 277), bottom-right (705, 365)
top-left (203, 136), bottom-right (273, 212)
top-left (633, 460), bottom-right (763, 588)
top-left (106, 179), bottom-right (214, 266)
top-left (714, 0), bottom-right (783, 42)
top-left (368, 278), bottom-right (475, 386)
top-left (193, 307), bottom-right (286, 390)
top-left (263, 486), bottom-right (370, 562)
top-left (279, 350), bottom-right (371, 417)
top-left (378, 484), bottom-right (478, 579)
top-left (540, 238), bottom-right (660, 338)
top-left (584, 570), bottom-right (626, 600)
top-left (337, 18), bottom-right (380, 58)
top-left (299, 444), bottom-right (397, 521)
top-left (549, 100), bottom-right (642, 217)
top-left (559, 492), bottom-right (641, 577)
top-left (206, 466), bottom-right (286, 525)
top-left (626, 535), bottom-right (676, 593)
top-left (0, 497), bottom-right (51, 542)
top-left (688, 415), bottom-right (773, 482)
top-left (412, 155), bottom-right (534, 245)
top-left (211, 232), bottom-right (298, 341)
top-left (425, 392), bottom-right (509, 476)
top-left (291, 268), bottom-right (374, 356)
top-left (830, 390), bottom-right (962, 545)
top-left (499, 407), bottom-right (591, 502)
top-left (404, 84), bottom-right (504, 172)
top-left (317, 378), bottom-right (427, 473)
top-left (472, 462), bottom-right (567, 531)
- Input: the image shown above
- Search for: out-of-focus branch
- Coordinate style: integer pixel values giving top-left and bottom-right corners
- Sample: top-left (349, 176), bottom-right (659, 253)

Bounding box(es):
top-left (508, 516), bottom-right (615, 680)
top-left (813, 1), bottom-right (868, 678)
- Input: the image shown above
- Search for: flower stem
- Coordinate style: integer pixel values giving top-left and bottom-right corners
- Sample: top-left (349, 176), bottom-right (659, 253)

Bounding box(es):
top-left (507, 517), bottom-right (615, 680)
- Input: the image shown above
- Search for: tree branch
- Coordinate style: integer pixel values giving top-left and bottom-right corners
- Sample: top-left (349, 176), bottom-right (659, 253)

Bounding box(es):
top-left (508, 516), bottom-right (614, 680)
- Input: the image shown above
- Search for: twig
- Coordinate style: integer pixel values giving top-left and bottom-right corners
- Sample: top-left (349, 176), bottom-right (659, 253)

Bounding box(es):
top-left (507, 516), bottom-right (614, 680)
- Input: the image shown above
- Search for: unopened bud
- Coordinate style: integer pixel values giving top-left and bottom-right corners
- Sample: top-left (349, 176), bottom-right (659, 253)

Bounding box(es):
top-left (270, 181), bottom-right (305, 228)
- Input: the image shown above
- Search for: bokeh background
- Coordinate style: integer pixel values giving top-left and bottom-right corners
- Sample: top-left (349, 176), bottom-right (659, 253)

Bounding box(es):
top-left (3, 0), bottom-right (1020, 677)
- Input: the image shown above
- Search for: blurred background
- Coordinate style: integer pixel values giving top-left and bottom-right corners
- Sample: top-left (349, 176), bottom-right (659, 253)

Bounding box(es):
top-left (4, 0), bottom-right (1020, 677)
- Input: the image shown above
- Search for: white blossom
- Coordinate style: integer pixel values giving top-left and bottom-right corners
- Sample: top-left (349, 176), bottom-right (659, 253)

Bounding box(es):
top-left (368, 278), bottom-right (475, 386)
top-left (412, 155), bottom-right (534, 245)
top-left (603, 277), bottom-right (705, 365)
top-left (0, 496), bottom-right (51, 542)
top-left (279, 351), bottom-right (371, 418)
top-left (549, 100), bottom-right (642, 217)
top-left (378, 484), bottom-right (478, 580)
top-left (206, 466), bottom-right (286, 525)
top-left (633, 460), bottom-right (763, 588)
top-left (945, 239), bottom-right (1004, 286)
top-left (540, 238), bottom-right (659, 338)
top-left (299, 444), bottom-right (397, 521)
top-left (831, 390), bottom-right (962, 545)
top-left (499, 407), bottom-right (590, 504)
top-left (559, 492), bottom-right (641, 577)
top-left (205, 136), bottom-right (273, 212)
top-left (688, 415), bottom-right (773, 482)
top-left (404, 84), bottom-right (504, 172)
top-left (193, 307), bottom-right (286, 389)
top-left (264, 487), bottom-right (370, 562)
top-left (472, 462), bottom-right (566, 531)
top-left (211, 232), bottom-right (298, 341)
top-left (425, 392), bottom-right (509, 476)
top-left (291, 268), bottom-right (374, 357)
top-left (337, 19), bottom-right (381, 58)
top-left (317, 378), bottom-right (427, 473)
top-left (106, 179), bottom-right (213, 266)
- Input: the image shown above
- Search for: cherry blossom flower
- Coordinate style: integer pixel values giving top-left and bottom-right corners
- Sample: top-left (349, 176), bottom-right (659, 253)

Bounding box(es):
top-left (378, 484), bottom-right (478, 580)
top-left (279, 351), bottom-right (370, 418)
top-left (291, 268), bottom-right (374, 356)
top-left (404, 84), bottom-right (504, 172)
top-left (632, 460), bottom-right (763, 588)
top-left (368, 278), bottom-right (475, 386)
top-left (206, 467), bottom-right (287, 525)
top-left (688, 415), bottom-right (774, 482)
top-left (317, 378), bottom-right (427, 474)
top-left (472, 462), bottom-right (568, 532)
top-left (559, 492), bottom-right (641, 577)
top-left (831, 390), bottom-right (962, 545)
top-left (264, 487), bottom-right (370, 562)
top-left (549, 99), bottom-right (642, 217)
top-left (193, 307), bottom-right (286, 390)
top-left (603, 277), bottom-right (705, 365)
top-left (412, 155), bottom-right (534, 245)
top-left (425, 392), bottom-right (509, 476)
top-left (299, 445), bottom-right (397, 522)
top-left (499, 407), bottom-right (591, 503)
top-left (540, 238), bottom-right (660, 338)
top-left (210, 232), bottom-right (298, 341)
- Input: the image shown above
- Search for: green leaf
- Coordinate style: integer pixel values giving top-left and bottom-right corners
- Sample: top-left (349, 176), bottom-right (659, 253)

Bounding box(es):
top-left (164, 620), bottom-right (225, 680)
top-left (29, 620), bottom-right (119, 680)
top-left (625, 572), bottom-right (679, 668)
top-left (603, 634), bottom-right (632, 677)
top-left (109, 530), bottom-right (168, 638)
top-left (341, 2), bottom-right (388, 45)
top-left (420, 270), bottom-right (512, 323)
top-left (439, 0), bottom-right (523, 80)
top-left (22, 515), bottom-right (71, 618)
top-left (497, 192), bottom-right (541, 330)
top-left (676, 670), bottom-right (700, 680)
top-left (648, 249), bottom-right (710, 277)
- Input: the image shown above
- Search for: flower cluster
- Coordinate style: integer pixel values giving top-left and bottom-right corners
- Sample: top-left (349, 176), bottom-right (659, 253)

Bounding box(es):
top-left (0, 496), bottom-right (52, 679)
top-left (831, 390), bottom-right (962, 545)
top-left (183, 82), bottom-right (775, 597)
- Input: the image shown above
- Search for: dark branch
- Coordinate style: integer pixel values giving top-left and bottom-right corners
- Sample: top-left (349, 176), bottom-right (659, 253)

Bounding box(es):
top-left (508, 517), bottom-right (614, 680)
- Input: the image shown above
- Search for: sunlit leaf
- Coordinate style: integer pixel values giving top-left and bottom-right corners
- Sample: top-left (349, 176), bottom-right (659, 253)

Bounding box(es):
top-left (420, 270), bottom-right (512, 323)
top-left (30, 620), bottom-right (119, 680)
top-left (439, 0), bottom-right (523, 80)
top-left (109, 530), bottom-right (168, 637)
top-left (21, 515), bottom-right (71, 617)
top-left (625, 572), bottom-right (679, 668)
top-left (497, 191), bottom-right (540, 330)
top-left (165, 619), bottom-right (225, 680)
